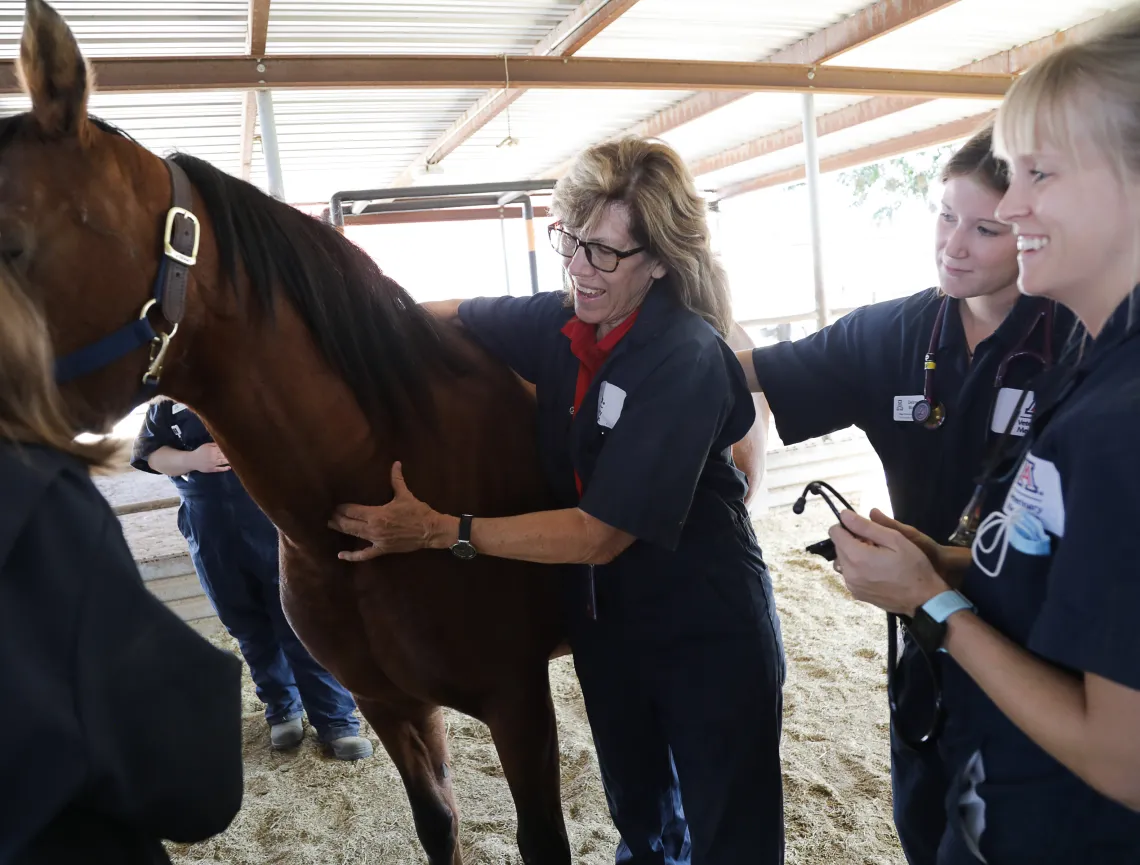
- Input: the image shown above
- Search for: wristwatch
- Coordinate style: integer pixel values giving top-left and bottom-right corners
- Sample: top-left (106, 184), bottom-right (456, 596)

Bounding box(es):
top-left (450, 514), bottom-right (477, 560)
top-left (907, 590), bottom-right (975, 654)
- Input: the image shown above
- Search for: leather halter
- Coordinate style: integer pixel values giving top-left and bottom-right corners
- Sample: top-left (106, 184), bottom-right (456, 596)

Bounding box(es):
top-left (54, 158), bottom-right (199, 402)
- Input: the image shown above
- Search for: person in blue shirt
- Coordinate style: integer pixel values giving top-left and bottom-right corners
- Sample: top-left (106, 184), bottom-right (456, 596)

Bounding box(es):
top-left (328, 137), bottom-right (787, 864)
top-left (132, 401), bottom-right (374, 762)
top-left (829, 9), bottom-right (1140, 863)
top-left (733, 122), bottom-right (1073, 865)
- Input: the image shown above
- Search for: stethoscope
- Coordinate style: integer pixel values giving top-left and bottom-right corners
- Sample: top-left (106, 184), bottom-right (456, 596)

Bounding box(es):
top-left (795, 481), bottom-right (945, 752)
top-left (944, 298), bottom-right (1057, 547)
top-left (910, 295), bottom-right (1055, 434)
top-left (795, 300), bottom-right (1058, 751)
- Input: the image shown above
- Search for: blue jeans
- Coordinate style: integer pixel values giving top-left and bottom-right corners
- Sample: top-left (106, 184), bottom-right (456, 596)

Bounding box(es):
top-left (178, 493), bottom-right (360, 742)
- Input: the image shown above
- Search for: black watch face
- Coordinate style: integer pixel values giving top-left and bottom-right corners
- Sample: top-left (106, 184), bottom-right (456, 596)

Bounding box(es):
top-left (451, 542), bottom-right (476, 560)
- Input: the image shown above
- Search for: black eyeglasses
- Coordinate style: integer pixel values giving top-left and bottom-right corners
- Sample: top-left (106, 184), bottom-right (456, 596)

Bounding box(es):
top-left (548, 222), bottom-right (645, 273)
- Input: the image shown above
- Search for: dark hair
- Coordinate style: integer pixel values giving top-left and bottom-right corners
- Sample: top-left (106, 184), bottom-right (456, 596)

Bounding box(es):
top-left (940, 122), bottom-right (1010, 195)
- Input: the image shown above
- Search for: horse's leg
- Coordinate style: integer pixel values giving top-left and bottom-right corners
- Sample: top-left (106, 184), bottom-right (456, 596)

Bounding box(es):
top-left (357, 697), bottom-right (462, 865)
top-left (485, 670), bottom-right (571, 865)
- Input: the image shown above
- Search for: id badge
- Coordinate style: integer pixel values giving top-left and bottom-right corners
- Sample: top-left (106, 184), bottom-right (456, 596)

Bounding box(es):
top-left (893, 395), bottom-right (923, 422)
top-left (991, 388), bottom-right (1035, 437)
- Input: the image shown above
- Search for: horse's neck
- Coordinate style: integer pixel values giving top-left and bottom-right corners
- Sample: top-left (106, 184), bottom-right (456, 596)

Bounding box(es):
top-left (166, 292), bottom-right (397, 551)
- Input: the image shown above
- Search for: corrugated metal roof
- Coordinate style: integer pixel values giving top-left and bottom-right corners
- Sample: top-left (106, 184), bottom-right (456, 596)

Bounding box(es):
top-left (0, 89), bottom-right (245, 176)
top-left (0, 0), bottom-right (1129, 207)
top-left (427, 87), bottom-right (690, 185)
top-left (658, 91), bottom-right (864, 165)
top-left (0, 1), bottom-right (248, 58)
top-left (828, 0), bottom-right (1117, 70)
top-left (576, 0), bottom-right (874, 61)
top-left (249, 88), bottom-right (487, 202)
top-left (695, 96), bottom-right (996, 191)
top-left (266, 0), bottom-right (576, 55)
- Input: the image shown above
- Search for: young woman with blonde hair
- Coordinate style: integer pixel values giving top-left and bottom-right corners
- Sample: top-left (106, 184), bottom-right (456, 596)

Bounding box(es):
top-left (330, 137), bottom-right (787, 864)
top-left (0, 264), bottom-right (245, 863)
top-left (829, 8), bottom-right (1140, 863)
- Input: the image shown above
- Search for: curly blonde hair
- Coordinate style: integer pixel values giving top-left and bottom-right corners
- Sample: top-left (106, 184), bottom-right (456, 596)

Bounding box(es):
top-left (552, 136), bottom-right (733, 337)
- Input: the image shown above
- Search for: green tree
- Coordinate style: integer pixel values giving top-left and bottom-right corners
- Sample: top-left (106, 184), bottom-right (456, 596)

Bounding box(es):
top-left (835, 144), bottom-right (958, 224)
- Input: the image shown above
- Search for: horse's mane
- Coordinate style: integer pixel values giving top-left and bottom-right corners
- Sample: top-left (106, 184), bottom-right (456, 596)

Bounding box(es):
top-left (1, 112), bottom-right (469, 436)
top-left (169, 148), bottom-right (469, 434)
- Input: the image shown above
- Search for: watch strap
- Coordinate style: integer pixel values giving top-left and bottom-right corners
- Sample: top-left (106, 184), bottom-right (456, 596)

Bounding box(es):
top-left (457, 514), bottom-right (473, 544)
top-left (921, 589), bottom-right (975, 623)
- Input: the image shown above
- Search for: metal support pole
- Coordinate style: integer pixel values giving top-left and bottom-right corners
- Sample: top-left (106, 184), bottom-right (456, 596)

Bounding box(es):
top-left (255, 89), bottom-right (285, 201)
top-left (521, 196), bottom-right (539, 296)
top-left (499, 191), bottom-right (541, 295)
top-left (801, 92), bottom-right (828, 332)
top-left (498, 208), bottom-right (513, 296)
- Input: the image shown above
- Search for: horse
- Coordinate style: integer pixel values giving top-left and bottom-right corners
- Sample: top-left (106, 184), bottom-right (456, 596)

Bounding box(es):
top-left (5, 2), bottom-right (573, 862)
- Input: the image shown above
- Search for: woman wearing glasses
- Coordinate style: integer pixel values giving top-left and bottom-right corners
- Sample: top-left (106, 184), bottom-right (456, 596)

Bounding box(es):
top-left (328, 137), bottom-right (787, 864)
top-left (734, 123), bottom-right (1073, 865)
top-left (830, 9), bottom-right (1140, 863)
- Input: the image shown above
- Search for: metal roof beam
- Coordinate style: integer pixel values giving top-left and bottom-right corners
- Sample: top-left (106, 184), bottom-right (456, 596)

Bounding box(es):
top-left (389, 0), bottom-right (643, 188)
top-left (246, 0), bottom-right (271, 57)
top-left (690, 14), bottom-right (1107, 180)
top-left (543, 0), bottom-right (963, 178)
top-left (0, 55), bottom-right (1012, 97)
top-left (714, 111), bottom-right (996, 200)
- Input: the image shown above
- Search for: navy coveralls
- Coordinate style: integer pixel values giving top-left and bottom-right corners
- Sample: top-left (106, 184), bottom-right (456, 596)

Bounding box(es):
top-left (751, 288), bottom-right (1074, 865)
top-left (131, 401), bottom-right (361, 742)
top-left (936, 288), bottom-right (1140, 864)
top-left (460, 287), bottom-right (787, 865)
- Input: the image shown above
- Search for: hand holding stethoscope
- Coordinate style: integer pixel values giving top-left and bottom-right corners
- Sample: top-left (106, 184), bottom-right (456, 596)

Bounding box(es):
top-left (828, 509), bottom-right (966, 616)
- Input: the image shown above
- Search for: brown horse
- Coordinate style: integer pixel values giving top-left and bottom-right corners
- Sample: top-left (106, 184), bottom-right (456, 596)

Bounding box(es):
top-left (7, 2), bottom-right (572, 862)
top-left (6, 3), bottom-right (767, 861)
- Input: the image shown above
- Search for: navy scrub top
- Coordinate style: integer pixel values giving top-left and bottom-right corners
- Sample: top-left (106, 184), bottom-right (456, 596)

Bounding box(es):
top-left (131, 400), bottom-right (247, 500)
top-left (458, 286), bottom-right (768, 636)
top-left (751, 288), bottom-right (1075, 542)
top-left (940, 289), bottom-right (1140, 864)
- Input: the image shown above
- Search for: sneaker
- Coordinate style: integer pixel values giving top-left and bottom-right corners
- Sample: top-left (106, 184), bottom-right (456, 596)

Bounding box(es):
top-left (326, 735), bottom-right (374, 761)
top-left (270, 717), bottom-right (304, 750)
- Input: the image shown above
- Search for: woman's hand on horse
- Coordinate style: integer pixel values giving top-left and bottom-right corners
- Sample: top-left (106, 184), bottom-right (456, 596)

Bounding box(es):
top-left (828, 509), bottom-right (949, 617)
top-left (328, 462), bottom-right (448, 562)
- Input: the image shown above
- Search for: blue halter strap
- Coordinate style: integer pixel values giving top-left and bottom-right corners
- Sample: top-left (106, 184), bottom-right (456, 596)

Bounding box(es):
top-left (54, 158), bottom-right (199, 403)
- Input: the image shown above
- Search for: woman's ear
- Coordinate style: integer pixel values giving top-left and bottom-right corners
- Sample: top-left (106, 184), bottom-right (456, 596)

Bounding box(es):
top-left (650, 261), bottom-right (667, 280)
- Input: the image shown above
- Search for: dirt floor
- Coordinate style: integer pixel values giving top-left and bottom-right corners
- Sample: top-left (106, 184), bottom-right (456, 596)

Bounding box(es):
top-left (168, 498), bottom-right (904, 865)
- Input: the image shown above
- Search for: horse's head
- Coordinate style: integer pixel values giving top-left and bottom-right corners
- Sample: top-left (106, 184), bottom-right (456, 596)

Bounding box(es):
top-left (2, 0), bottom-right (191, 431)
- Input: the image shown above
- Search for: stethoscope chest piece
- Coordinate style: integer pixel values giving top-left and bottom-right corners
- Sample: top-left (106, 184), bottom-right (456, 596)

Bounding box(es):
top-left (912, 398), bottom-right (946, 429)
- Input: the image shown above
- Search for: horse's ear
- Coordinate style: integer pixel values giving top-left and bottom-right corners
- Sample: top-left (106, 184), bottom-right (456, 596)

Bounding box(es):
top-left (17, 0), bottom-right (92, 140)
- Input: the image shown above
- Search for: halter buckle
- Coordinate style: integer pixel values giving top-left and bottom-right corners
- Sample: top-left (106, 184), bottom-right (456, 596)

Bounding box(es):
top-left (139, 299), bottom-right (178, 386)
top-left (164, 206), bottom-right (200, 267)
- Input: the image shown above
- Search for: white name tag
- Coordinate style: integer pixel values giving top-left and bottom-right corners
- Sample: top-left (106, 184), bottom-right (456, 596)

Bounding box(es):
top-left (1003, 453), bottom-right (1065, 537)
top-left (990, 388), bottom-right (1035, 437)
top-left (893, 395), bottom-right (923, 422)
top-left (597, 381), bottom-right (626, 429)
top-left (172, 402), bottom-right (188, 414)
